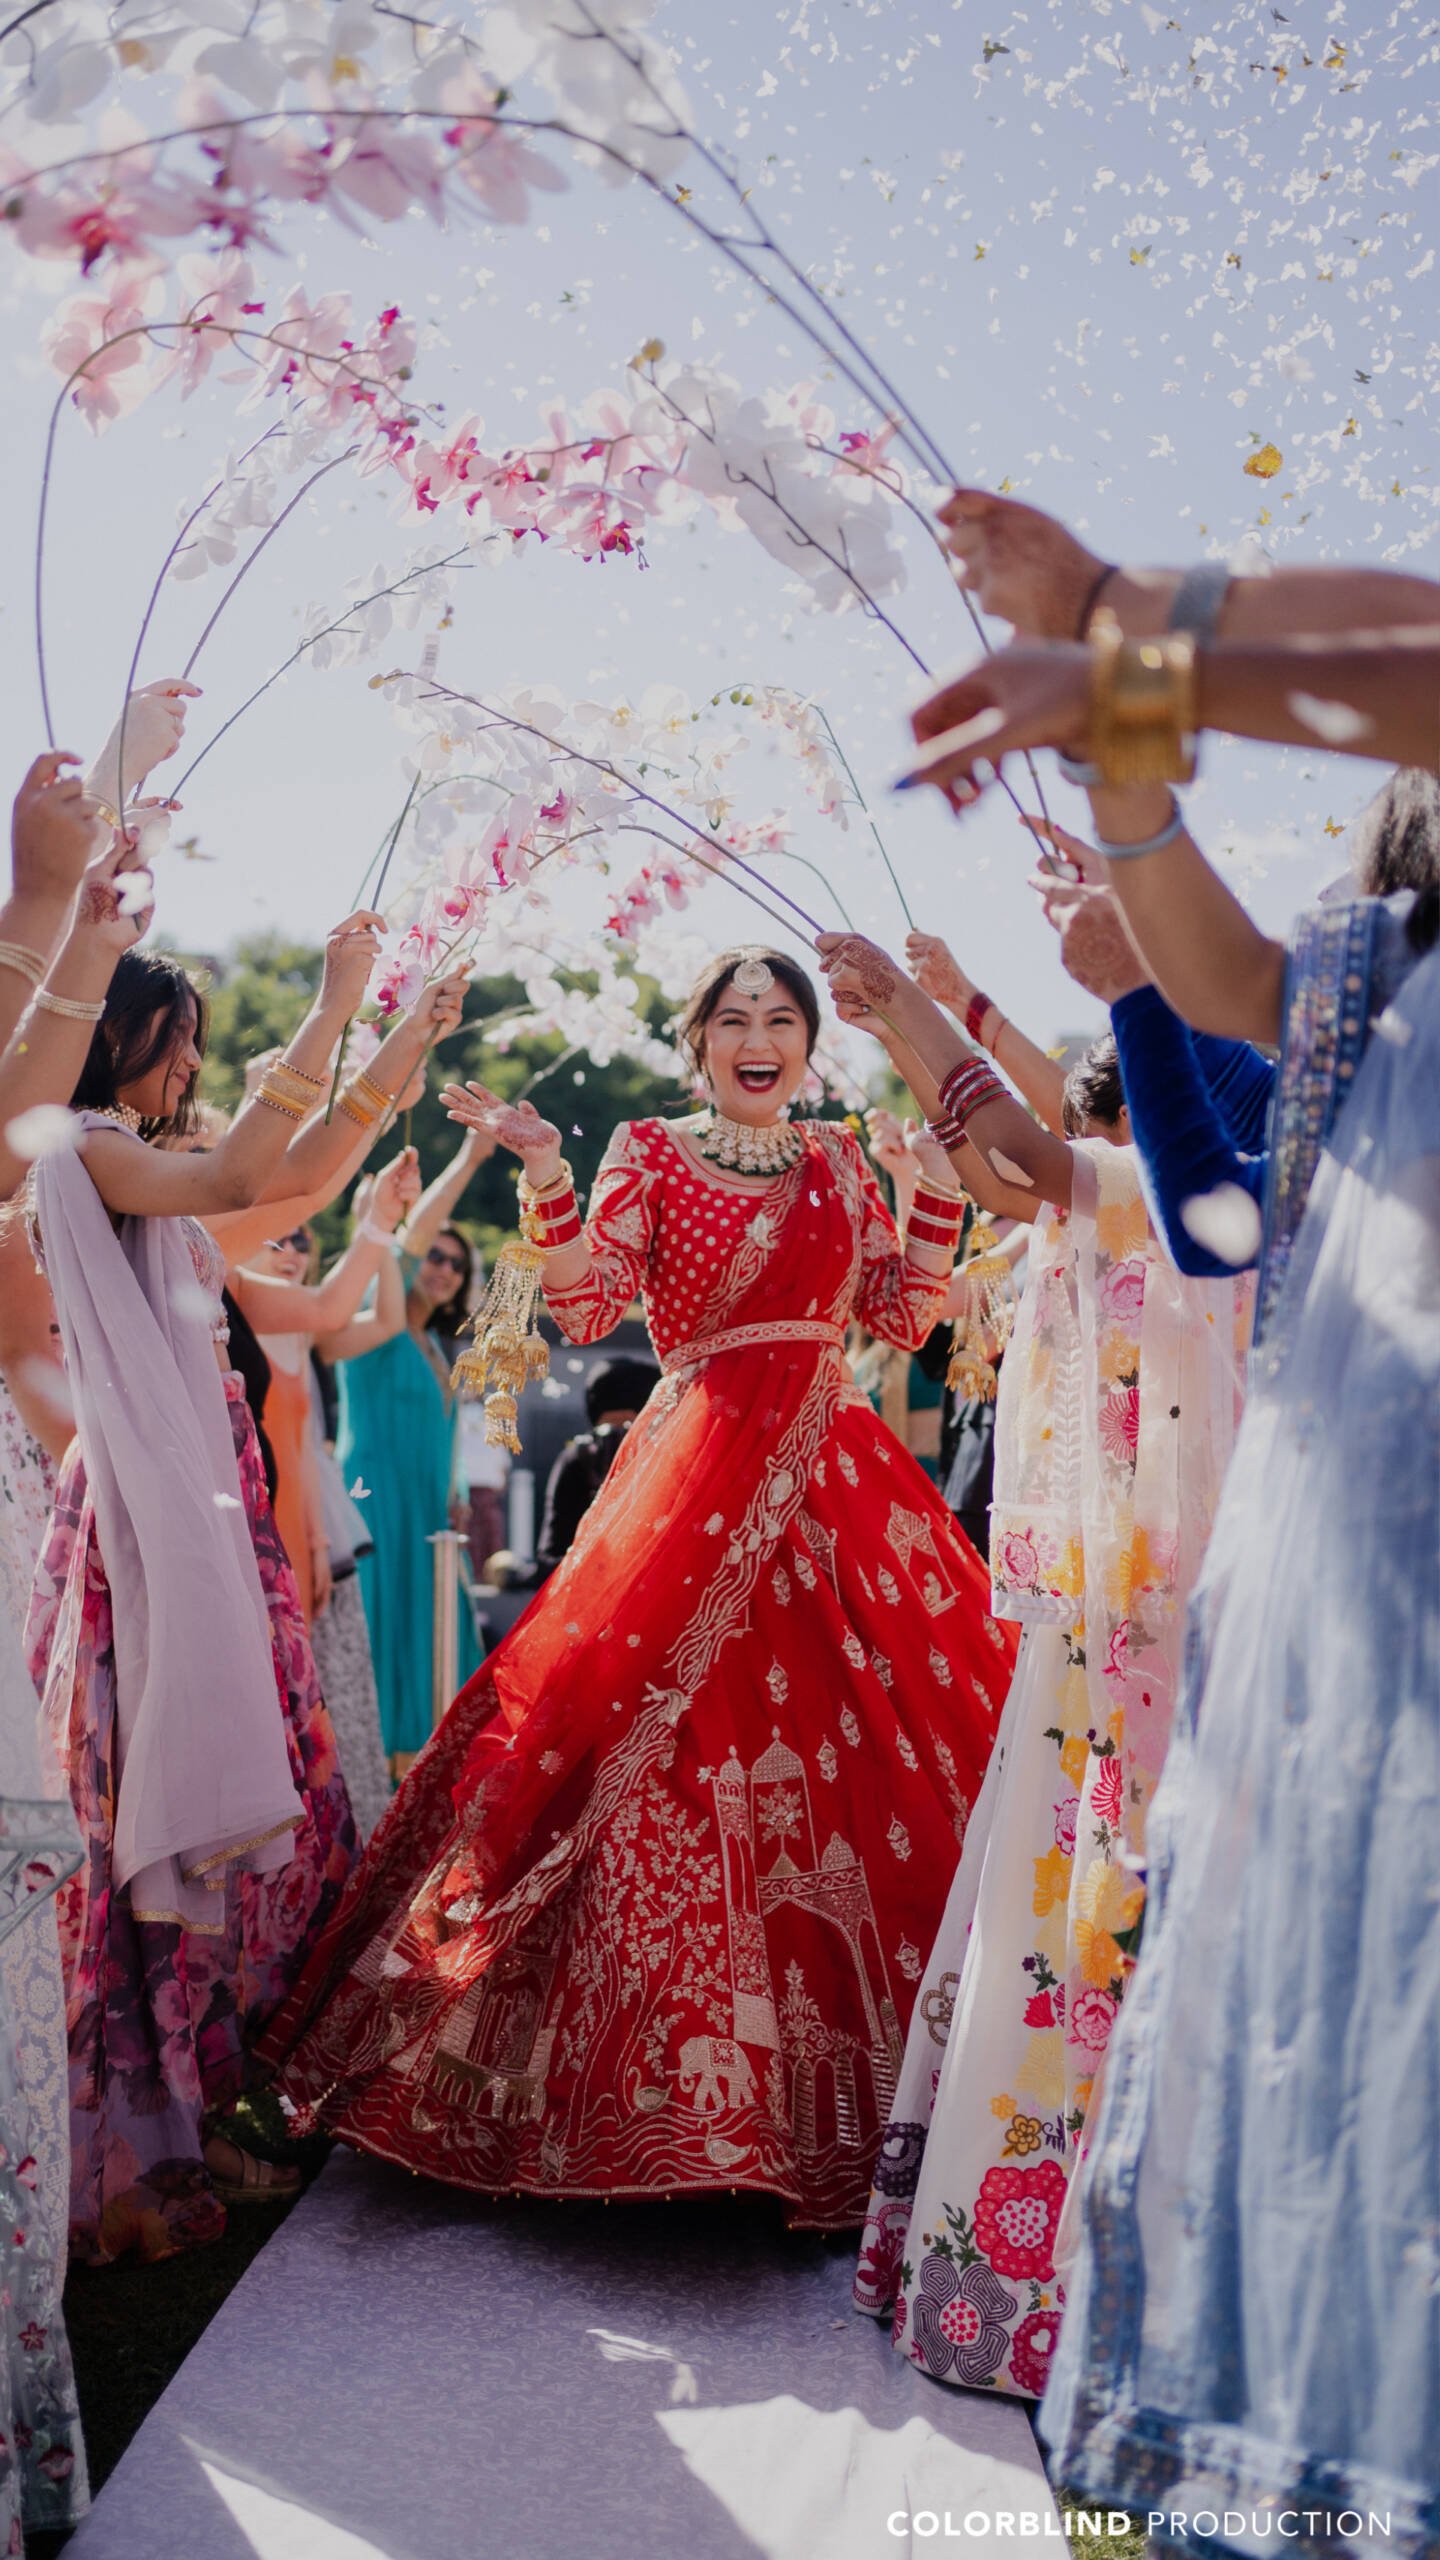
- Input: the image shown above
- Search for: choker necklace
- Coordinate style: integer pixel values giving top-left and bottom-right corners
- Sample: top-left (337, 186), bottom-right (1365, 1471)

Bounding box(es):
top-left (91, 1103), bottom-right (144, 1134)
top-left (692, 1108), bottom-right (804, 1176)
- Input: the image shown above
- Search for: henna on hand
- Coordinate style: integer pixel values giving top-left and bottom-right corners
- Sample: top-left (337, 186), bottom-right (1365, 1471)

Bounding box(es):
top-left (827, 936), bottom-right (898, 1009)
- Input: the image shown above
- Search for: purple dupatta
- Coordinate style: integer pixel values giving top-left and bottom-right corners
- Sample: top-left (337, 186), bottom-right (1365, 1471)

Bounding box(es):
top-left (33, 1119), bottom-right (302, 1930)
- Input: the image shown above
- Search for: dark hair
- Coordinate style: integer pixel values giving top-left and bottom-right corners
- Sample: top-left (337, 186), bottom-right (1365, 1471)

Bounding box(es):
top-left (676, 949), bottom-right (821, 1079)
top-left (425, 1223), bottom-right (474, 1328)
top-left (585, 1355), bottom-right (660, 1425)
top-left (1062, 1033), bottom-right (1127, 1138)
top-left (1348, 769), bottom-right (1440, 957)
top-left (71, 949), bottom-right (209, 1138)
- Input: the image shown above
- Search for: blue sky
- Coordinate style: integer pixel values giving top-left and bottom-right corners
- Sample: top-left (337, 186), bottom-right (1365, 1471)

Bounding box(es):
top-left (2, 0), bottom-right (1436, 1046)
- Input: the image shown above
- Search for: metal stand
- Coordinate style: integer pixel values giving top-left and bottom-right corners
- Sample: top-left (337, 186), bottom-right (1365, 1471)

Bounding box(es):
top-left (428, 1530), bottom-right (465, 1732)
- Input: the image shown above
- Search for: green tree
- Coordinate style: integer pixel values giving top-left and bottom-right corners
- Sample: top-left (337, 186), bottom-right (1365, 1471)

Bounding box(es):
top-left (191, 935), bottom-right (688, 1266)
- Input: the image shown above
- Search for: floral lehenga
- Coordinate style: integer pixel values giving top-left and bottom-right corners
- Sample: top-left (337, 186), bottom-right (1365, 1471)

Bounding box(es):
top-left (262, 1117), bottom-right (1015, 2226)
top-left (855, 1143), bottom-right (1252, 2394)
top-left (25, 1205), bottom-right (357, 2266)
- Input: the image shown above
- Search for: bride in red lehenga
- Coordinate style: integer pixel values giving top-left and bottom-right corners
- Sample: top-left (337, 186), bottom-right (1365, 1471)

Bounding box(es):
top-left (260, 948), bottom-right (1014, 2225)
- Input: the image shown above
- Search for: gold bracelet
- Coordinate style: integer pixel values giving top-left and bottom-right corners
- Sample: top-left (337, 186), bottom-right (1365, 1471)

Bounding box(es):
top-left (351, 1067), bottom-right (396, 1115)
top-left (335, 1066), bottom-right (395, 1130)
top-left (0, 942), bottom-right (45, 987)
top-left (268, 1056), bottom-right (326, 1096)
top-left (255, 1073), bottom-right (309, 1121)
top-left (86, 795), bottom-right (121, 833)
top-left (1088, 617), bottom-right (1198, 787)
top-left (33, 985), bottom-right (104, 1022)
top-left (518, 1159), bottom-right (575, 1206)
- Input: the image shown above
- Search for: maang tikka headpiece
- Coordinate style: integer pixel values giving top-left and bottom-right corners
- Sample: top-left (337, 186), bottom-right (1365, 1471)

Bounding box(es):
top-left (731, 950), bottom-right (776, 996)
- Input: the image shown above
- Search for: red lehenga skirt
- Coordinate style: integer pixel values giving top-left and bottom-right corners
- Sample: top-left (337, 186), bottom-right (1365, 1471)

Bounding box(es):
top-left (261, 1325), bottom-right (1014, 2225)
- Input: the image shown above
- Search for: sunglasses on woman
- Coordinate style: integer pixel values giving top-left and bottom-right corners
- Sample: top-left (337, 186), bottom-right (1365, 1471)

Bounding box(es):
top-left (267, 1230), bottom-right (313, 1254)
top-left (424, 1244), bottom-right (467, 1276)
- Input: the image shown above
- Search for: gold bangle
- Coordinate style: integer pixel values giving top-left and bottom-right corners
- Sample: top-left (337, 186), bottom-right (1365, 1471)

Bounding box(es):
top-left (33, 985), bottom-right (105, 1022)
top-left (1088, 618), bottom-right (1198, 787)
top-left (0, 942), bottom-right (45, 987)
top-left (255, 1075), bottom-right (309, 1121)
top-left (87, 796), bottom-right (121, 832)
top-left (268, 1057), bottom-right (326, 1096)
top-left (518, 1159), bottom-right (575, 1206)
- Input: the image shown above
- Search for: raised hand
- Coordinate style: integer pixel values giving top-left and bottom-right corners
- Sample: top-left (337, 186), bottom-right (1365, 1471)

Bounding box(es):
top-left (899, 640), bottom-right (1092, 801)
top-left (73, 831), bottom-right (155, 955)
top-left (905, 930), bottom-right (971, 1015)
top-left (865, 1106), bottom-right (911, 1182)
top-left (369, 1147), bottom-right (422, 1231)
top-left (1032, 873), bottom-right (1149, 1005)
top-left (409, 968), bottom-right (470, 1045)
top-left (11, 752), bottom-right (100, 909)
top-left (441, 1081), bottom-right (563, 1183)
top-left (938, 489), bottom-right (1108, 641)
top-left (814, 931), bottom-right (902, 1014)
top-left (318, 910), bottom-right (387, 1019)
top-left (87, 678), bottom-right (202, 811)
top-left (1019, 816), bottom-right (1105, 884)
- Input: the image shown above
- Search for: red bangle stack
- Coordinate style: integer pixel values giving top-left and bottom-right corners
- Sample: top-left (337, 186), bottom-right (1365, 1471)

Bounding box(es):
top-left (938, 1056), bottom-right (1007, 1130)
top-left (523, 1178), bottom-right (583, 1253)
top-left (924, 1112), bottom-right (968, 1153)
top-left (964, 988), bottom-right (996, 1049)
top-left (907, 1180), bottom-right (965, 1252)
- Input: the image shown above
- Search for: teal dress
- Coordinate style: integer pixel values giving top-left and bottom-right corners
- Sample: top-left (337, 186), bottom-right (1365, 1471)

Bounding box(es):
top-left (337, 1318), bottom-right (480, 1759)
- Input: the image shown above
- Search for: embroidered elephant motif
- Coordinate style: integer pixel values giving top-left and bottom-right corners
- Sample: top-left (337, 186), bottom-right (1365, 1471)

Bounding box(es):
top-left (676, 2034), bottom-right (758, 2115)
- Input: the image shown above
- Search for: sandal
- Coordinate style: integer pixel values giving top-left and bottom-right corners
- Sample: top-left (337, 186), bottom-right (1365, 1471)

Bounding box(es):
top-left (203, 2135), bottom-right (302, 2206)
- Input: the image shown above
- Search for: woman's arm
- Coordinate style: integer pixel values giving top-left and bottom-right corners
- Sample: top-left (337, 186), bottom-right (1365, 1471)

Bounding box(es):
top-left (318, 1223), bottom-right (409, 1364)
top-left (230, 1152), bottom-right (420, 1337)
top-left (1, 755), bottom-right (105, 1053)
top-left (439, 1083), bottom-right (655, 1345)
top-left (818, 935), bottom-right (1076, 1219)
top-left (938, 485), bottom-right (1440, 646)
top-left (903, 629), bottom-right (1440, 805)
top-left (400, 1126), bottom-right (495, 1259)
top-left (904, 929), bottom-right (1069, 1137)
top-left (248, 974), bottom-right (468, 1208)
top-left (0, 1221), bottom-right (73, 1462)
top-left (0, 834), bottom-right (154, 1198)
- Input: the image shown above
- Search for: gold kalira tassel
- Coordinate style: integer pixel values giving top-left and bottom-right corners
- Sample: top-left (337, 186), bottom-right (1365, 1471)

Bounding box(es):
top-left (946, 1215), bottom-right (1018, 1404)
top-left (450, 1239), bottom-right (551, 1453)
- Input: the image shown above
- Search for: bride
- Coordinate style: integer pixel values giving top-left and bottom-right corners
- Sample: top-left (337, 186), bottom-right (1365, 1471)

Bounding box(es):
top-left (260, 946), bottom-right (1014, 2225)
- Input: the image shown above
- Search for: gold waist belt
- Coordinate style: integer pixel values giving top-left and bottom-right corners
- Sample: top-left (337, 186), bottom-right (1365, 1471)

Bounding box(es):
top-left (662, 1319), bottom-right (846, 1375)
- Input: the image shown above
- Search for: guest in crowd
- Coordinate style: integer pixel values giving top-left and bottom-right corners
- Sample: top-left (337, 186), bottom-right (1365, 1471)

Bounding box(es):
top-left (24, 914), bottom-right (465, 2260)
top-left (906, 493), bottom-right (1438, 2552)
top-left (330, 1129), bottom-right (491, 1764)
top-left (822, 932), bottom-right (1251, 2397)
top-left (232, 1155), bottom-right (422, 1625)
top-left (532, 1354), bottom-right (660, 1580)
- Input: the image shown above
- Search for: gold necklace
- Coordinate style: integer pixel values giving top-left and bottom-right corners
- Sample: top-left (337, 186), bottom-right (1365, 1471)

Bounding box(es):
top-left (691, 1109), bottom-right (804, 1176)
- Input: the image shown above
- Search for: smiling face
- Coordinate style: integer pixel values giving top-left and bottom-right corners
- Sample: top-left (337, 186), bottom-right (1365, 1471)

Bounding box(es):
top-left (115, 988), bottom-right (204, 1128)
top-left (410, 1229), bottom-right (471, 1319)
top-left (700, 983), bottom-right (812, 1126)
top-left (261, 1227), bottom-right (313, 1286)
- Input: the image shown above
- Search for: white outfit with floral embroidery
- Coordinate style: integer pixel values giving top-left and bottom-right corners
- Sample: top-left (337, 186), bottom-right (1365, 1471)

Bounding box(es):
top-left (854, 1142), bottom-right (1251, 2397)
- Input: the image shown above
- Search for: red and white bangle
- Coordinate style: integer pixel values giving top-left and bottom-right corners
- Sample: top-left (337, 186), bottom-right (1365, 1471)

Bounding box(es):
top-left (907, 1180), bottom-right (965, 1252)
top-left (938, 1057), bottom-right (1007, 1129)
top-left (964, 988), bottom-right (997, 1050)
top-left (526, 1183), bottom-right (583, 1253)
